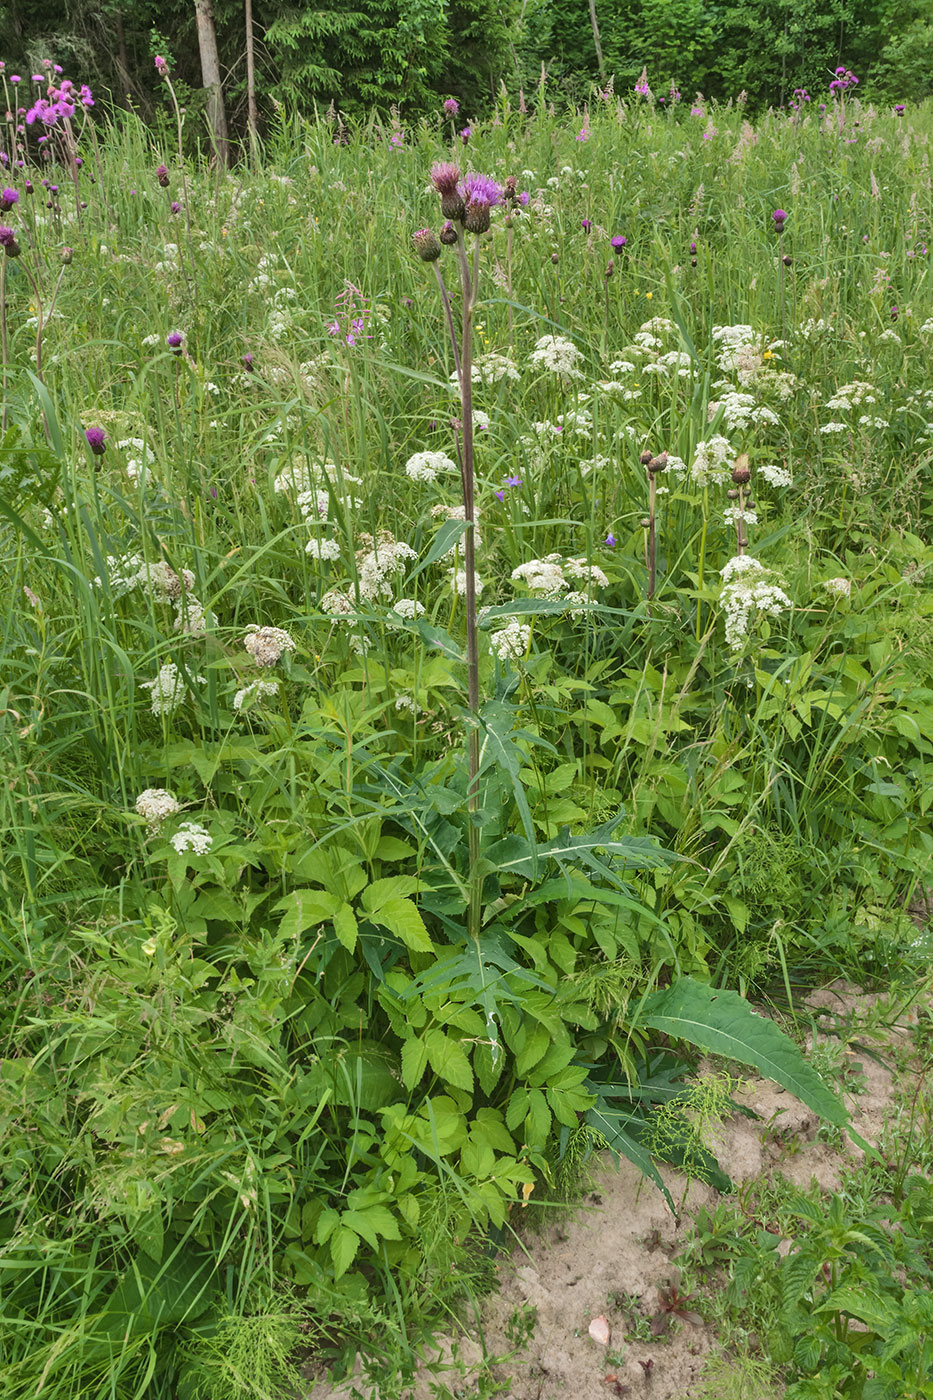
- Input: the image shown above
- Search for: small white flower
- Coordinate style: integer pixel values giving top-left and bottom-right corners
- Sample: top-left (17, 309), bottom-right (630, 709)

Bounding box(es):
top-left (243, 626), bottom-right (296, 666)
top-left (823, 577), bottom-right (851, 597)
top-left (394, 693), bottom-right (418, 713)
top-left (388, 598), bottom-right (426, 625)
top-left (690, 435), bottom-right (735, 486)
top-left (135, 788), bottom-right (180, 826)
top-left (233, 679), bottom-right (280, 711)
top-left (529, 335), bottom-right (584, 378)
top-left (405, 450), bottom-right (457, 483)
top-left (512, 556), bottom-right (567, 597)
top-left (170, 822), bottom-right (213, 855)
top-left (490, 621), bottom-right (531, 661)
top-left (305, 537), bottom-right (342, 560)
top-left (758, 462), bottom-right (793, 488)
top-left (723, 506), bottom-right (759, 526)
top-left (819, 422), bottom-right (848, 435)
top-left (141, 663), bottom-right (188, 717)
top-left (449, 569), bottom-right (484, 598)
top-left (321, 589), bottom-right (355, 618)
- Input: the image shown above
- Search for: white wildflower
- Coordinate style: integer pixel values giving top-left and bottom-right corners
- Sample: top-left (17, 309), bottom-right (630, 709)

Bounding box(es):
top-left (719, 555), bottom-right (792, 651)
top-left (394, 694), bottom-right (418, 713)
top-left (529, 335), bottom-right (584, 377)
top-left (511, 556), bottom-right (567, 596)
top-left (170, 822), bottom-right (213, 855)
top-left (690, 435), bottom-right (735, 486)
top-left (723, 506), bottom-right (759, 526)
top-left (320, 589), bottom-right (355, 618)
top-left (473, 352), bottom-right (520, 384)
top-left (358, 538), bottom-right (418, 601)
top-left (135, 788), bottom-right (180, 827)
top-left (489, 621), bottom-right (531, 661)
top-left (243, 626), bottom-right (296, 666)
top-left (758, 462), bottom-right (793, 488)
top-left (823, 577), bottom-right (851, 597)
top-left (819, 422), bottom-right (848, 435)
top-left (296, 489), bottom-right (331, 522)
top-left (305, 537), bottom-right (342, 560)
top-left (141, 663), bottom-right (189, 717)
top-left (387, 598), bottom-right (426, 626)
top-left (173, 596), bottom-right (210, 637)
top-left (405, 450), bottom-right (457, 483)
top-left (233, 679), bottom-right (280, 711)
top-left (565, 558), bottom-right (609, 589)
top-left (137, 560), bottom-right (197, 602)
top-left (449, 569), bottom-right (484, 598)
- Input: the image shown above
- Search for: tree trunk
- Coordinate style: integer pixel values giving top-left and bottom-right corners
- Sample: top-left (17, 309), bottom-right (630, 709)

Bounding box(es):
top-left (245, 0), bottom-right (259, 152)
top-left (194, 0), bottom-right (231, 166)
top-left (587, 0), bottom-right (606, 80)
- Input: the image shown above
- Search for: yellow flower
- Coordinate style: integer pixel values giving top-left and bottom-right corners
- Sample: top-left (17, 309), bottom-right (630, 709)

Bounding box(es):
top-left (645, 291), bottom-right (653, 300)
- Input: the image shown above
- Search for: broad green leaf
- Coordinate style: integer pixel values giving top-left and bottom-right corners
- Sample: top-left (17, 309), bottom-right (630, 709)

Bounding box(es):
top-left (275, 889), bottom-right (342, 939)
top-left (815, 1284), bottom-right (897, 1331)
top-left (424, 1027), bottom-right (473, 1092)
top-left (401, 1035), bottom-right (428, 1090)
top-left (332, 902), bottom-right (358, 953)
top-left (330, 1226), bottom-right (360, 1279)
top-left (369, 896), bottom-right (433, 953)
top-left (639, 978), bottom-right (852, 1132)
top-left (362, 876), bottom-right (423, 912)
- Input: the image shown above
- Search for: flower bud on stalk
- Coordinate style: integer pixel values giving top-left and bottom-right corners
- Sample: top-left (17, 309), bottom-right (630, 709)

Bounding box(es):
top-left (412, 228), bottom-right (442, 262)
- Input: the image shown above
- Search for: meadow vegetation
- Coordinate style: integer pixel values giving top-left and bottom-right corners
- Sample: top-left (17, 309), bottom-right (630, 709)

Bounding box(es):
top-left (0, 65), bottom-right (932, 1399)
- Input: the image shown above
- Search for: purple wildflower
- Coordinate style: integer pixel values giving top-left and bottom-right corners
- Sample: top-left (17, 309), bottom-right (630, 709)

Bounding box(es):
top-left (460, 126), bottom-right (471, 144)
top-left (0, 226), bottom-right (20, 255)
top-left (581, 218), bottom-right (591, 232)
top-left (460, 171), bottom-right (501, 233)
top-left (505, 475), bottom-right (522, 487)
top-left (242, 352), bottom-right (254, 370)
top-left (0, 188), bottom-right (18, 211)
top-left (156, 163), bottom-right (170, 187)
top-left (495, 489), bottom-right (505, 501)
top-left (85, 427), bottom-right (107, 455)
top-left (605, 533), bottom-right (616, 547)
top-left (80, 84), bottom-right (93, 107)
top-left (167, 331), bottom-right (184, 352)
top-left (894, 104), bottom-right (905, 114)
top-left (772, 209), bottom-right (787, 229)
top-left (518, 190), bottom-right (530, 206)
top-left (171, 200), bottom-right (181, 214)
top-left (610, 234), bottom-right (626, 250)
top-left (154, 55), bottom-right (169, 76)
top-left (443, 97), bottom-right (459, 115)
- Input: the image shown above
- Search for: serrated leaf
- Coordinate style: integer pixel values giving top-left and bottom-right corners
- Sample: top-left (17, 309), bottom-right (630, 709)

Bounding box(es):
top-left (275, 889), bottom-right (342, 939)
top-left (332, 902), bottom-right (358, 953)
top-left (330, 1226), bottom-right (360, 1279)
top-left (639, 978), bottom-right (851, 1132)
top-left (369, 896), bottom-right (433, 953)
top-left (401, 1036), bottom-right (428, 1090)
top-left (424, 1028), bottom-right (473, 1091)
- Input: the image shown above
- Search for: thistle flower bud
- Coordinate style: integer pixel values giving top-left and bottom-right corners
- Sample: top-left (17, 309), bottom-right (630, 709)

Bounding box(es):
top-left (0, 226), bottom-right (19, 256)
top-left (60, 246), bottom-right (73, 264)
top-left (550, 252), bottom-right (558, 264)
top-left (782, 254), bottom-right (793, 266)
top-left (156, 163), bottom-right (170, 188)
top-left (640, 517), bottom-right (651, 529)
top-left (648, 452), bottom-right (668, 474)
top-left (640, 450), bottom-right (653, 465)
top-left (732, 454), bottom-right (751, 485)
top-left (439, 220), bottom-right (458, 246)
top-left (412, 227), bottom-right (442, 261)
top-left (727, 488), bottom-right (739, 500)
top-left (605, 259), bottom-right (614, 278)
top-left (772, 208), bottom-right (787, 231)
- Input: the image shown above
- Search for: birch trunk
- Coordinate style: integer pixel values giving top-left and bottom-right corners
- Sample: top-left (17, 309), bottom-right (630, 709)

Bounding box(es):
top-left (194, 0), bottom-right (231, 166)
top-left (245, 0), bottom-right (259, 151)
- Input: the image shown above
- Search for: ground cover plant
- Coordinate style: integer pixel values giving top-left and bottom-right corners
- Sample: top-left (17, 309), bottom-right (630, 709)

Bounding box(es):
top-left (0, 60), bottom-right (932, 1400)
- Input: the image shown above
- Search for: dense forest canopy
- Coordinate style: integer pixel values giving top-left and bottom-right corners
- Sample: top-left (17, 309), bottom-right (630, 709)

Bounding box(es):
top-left (2, 0), bottom-right (932, 134)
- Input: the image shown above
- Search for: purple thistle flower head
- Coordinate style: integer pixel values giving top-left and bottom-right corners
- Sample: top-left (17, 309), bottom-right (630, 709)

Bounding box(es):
top-left (894, 103), bottom-right (905, 114)
top-left (460, 126), bottom-right (471, 143)
top-left (772, 208), bottom-right (787, 228)
top-left (170, 200), bottom-right (181, 214)
top-left (0, 187), bottom-right (18, 211)
top-left (31, 74), bottom-right (43, 84)
top-left (460, 171), bottom-right (501, 234)
top-left (431, 160), bottom-right (465, 221)
top-left (439, 220), bottom-right (458, 246)
top-left (154, 55), bottom-right (169, 76)
top-left (518, 190), bottom-right (530, 206)
top-left (80, 84), bottom-right (94, 107)
top-left (85, 427), bottom-right (107, 455)
top-left (610, 234), bottom-right (626, 249)
top-left (9, 75), bottom-right (20, 85)
top-left (156, 163), bottom-right (170, 187)
top-left (0, 225), bottom-right (19, 256)
top-left (167, 331), bottom-right (184, 352)
top-left (443, 97), bottom-right (459, 115)
top-left (581, 218), bottom-right (591, 231)
top-left (242, 352), bottom-right (254, 370)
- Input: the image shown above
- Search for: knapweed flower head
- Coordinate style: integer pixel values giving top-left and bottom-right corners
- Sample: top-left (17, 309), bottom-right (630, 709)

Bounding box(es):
top-left (0, 187), bottom-right (17, 211)
top-left (243, 625), bottom-right (296, 666)
top-left (412, 227), bottom-right (441, 262)
top-left (85, 426), bottom-right (107, 455)
top-left (460, 171), bottom-right (501, 234)
top-left (135, 788), bottom-right (180, 827)
top-left (443, 97), bottom-right (459, 115)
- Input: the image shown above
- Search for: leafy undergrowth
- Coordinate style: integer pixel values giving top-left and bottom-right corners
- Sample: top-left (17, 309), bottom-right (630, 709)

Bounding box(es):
top-left (0, 70), bottom-right (931, 1400)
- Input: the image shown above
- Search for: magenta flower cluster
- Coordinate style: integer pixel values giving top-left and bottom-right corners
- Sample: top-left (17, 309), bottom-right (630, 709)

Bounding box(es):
top-left (829, 66), bottom-right (858, 95)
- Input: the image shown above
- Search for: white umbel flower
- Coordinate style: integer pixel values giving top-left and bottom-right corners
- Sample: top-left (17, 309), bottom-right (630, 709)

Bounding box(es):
top-left (823, 577), bottom-right (852, 597)
top-left (490, 621), bottom-right (531, 661)
top-left (243, 626), bottom-right (296, 666)
top-left (233, 679), bottom-right (280, 711)
top-left (529, 335), bottom-right (584, 377)
top-left (405, 450), bottom-right (457, 483)
top-left (141, 663), bottom-right (187, 716)
top-left (170, 822), bottom-right (213, 855)
top-left (135, 788), bottom-right (180, 826)
top-left (719, 556), bottom-right (791, 651)
top-left (758, 462), bottom-right (793, 488)
top-left (690, 435), bottom-right (735, 486)
top-left (512, 556), bottom-right (567, 596)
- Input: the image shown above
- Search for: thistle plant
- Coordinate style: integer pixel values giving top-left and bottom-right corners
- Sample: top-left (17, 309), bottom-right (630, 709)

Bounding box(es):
top-left (414, 161), bottom-right (502, 942)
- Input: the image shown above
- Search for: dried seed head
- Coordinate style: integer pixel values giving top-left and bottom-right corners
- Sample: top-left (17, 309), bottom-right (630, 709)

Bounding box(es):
top-left (732, 454), bottom-right (751, 485)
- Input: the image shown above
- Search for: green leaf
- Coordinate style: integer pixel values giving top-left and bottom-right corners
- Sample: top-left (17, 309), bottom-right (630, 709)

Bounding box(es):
top-left (275, 889), bottom-right (342, 939)
top-left (424, 1028), bottom-right (473, 1091)
top-left (815, 1284), bottom-right (897, 1331)
top-left (401, 1035), bottom-right (428, 1090)
top-left (369, 896), bottom-right (433, 953)
top-left (332, 902), bottom-right (358, 953)
top-left (639, 978), bottom-right (851, 1132)
top-left (330, 1226), bottom-right (360, 1279)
